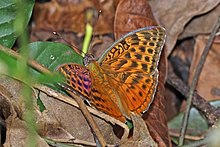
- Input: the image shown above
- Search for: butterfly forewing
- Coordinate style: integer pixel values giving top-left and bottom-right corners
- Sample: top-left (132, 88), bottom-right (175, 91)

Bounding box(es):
top-left (96, 26), bottom-right (165, 117)
top-left (99, 26), bottom-right (165, 75)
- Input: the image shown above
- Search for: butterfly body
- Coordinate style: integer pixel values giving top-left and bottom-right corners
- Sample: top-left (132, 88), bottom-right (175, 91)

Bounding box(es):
top-left (58, 26), bottom-right (166, 122)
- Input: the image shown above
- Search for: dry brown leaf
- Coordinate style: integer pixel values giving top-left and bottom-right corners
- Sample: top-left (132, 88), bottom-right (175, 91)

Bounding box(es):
top-left (179, 4), bottom-right (220, 39)
top-left (189, 35), bottom-right (220, 101)
top-left (114, 0), bottom-right (157, 39)
top-left (120, 114), bottom-right (157, 147)
top-left (4, 117), bottom-right (49, 147)
top-left (33, 0), bottom-right (115, 35)
top-left (38, 91), bottom-right (120, 144)
top-left (149, 0), bottom-right (220, 55)
top-left (0, 76), bottom-right (49, 147)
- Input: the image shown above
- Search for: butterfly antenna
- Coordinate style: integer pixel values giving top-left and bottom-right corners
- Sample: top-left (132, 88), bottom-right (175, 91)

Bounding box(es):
top-left (52, 31), bottom-right (81, 55)
top-left (88, 9), bottom-right (103, 51)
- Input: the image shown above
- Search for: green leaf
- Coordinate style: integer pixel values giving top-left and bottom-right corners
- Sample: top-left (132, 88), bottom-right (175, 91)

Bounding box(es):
top-left (0, 0), bottom-right (34, 48)
top-left (37, 96), bottom-right (46, 112)
top-left (168, 100), bottom-right (220, 144)
top-left (28, 41), bottom-right (83, 71)
top-left (0, 49), bottom-right (18, 76)
top-left (27, 41), bottom-right (83, 88)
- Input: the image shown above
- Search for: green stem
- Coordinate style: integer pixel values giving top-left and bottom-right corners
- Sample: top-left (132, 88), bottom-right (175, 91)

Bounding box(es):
top-left (15, 0), bottom-right (37, 146)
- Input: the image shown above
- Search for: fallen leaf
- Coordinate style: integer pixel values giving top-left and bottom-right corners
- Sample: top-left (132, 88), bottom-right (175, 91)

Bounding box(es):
top-left (189, 35), bottom-right (220, 100)
top-left (179, 4), bottom-right (220, 39)
top-left (149, 0), bottom-right (220, 55)
top-left (120, 114), bottom-right (158, 147)
top-left (33, 0), bottom-right (115, 34)
top-left (114, 0), bottom-right (157, 39)
top-left (0, 76), bottom-right (49, 147)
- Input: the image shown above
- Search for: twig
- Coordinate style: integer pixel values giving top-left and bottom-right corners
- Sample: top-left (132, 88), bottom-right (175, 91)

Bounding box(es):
top-left (169, 131), bottom-right (204, 141)
top-left (44, 137), bottom-right (116, 147)
top-left (44, 137), bottom-right (98, 147)
top-left (180, 137), bottom-right (210, 147)
top-left (178, 17), bottom-right (220, 145)
top-left (65, 90), bottom-right (107, 146)
top-left (0, 45), bottom-right (51, 74)
top-left (167, 73), bottom-right (220, 125)
top-left (35, 84), bottom-right (129, 137)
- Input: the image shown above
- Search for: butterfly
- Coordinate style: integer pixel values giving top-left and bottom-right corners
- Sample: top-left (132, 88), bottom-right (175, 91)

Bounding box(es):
top-left (57, 26), bottom-right (166, 122)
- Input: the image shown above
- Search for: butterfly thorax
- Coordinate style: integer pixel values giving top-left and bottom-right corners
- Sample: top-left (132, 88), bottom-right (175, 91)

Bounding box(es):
top-left (87, 60), bottom-right (106, 81)
top-left (84, 54), bottom-right (108, 84)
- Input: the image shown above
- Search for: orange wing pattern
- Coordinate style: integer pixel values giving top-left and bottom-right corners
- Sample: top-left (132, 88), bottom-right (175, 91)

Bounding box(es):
top-left (58, 63), bottom-right (125, 122)
top-left (99, 26), bottom-right (165, 75)
top-left (94, 26), bottom-right (165, 118)
top-left (58, 26), bottom-right (166, 122)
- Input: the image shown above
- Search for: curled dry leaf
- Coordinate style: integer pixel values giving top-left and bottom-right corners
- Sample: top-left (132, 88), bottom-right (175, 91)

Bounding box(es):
top-left (120, 114), bottom-right (158, 147)
top-left (114, 0), bottom-right (170, 146)
top-left (149, 0), bottom-right (220, 55)
top-left (189, 35), bottom-right (220, 101)
top-left (0, 76), bottom-right (49, 147)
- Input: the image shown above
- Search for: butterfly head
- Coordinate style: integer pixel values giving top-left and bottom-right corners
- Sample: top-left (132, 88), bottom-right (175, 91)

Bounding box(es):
top-left (83, 54), bottom-right (95, 66)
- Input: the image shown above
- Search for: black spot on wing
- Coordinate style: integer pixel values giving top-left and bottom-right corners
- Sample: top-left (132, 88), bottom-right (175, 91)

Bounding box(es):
top-left (118, 60), bottom-right (128, 67)
top-left (135, 54), bottom-right (142, 60)
top-left (138, 91), bottom-right (143, 97)
top-left (145, 56), bottom-right (150, 62)
top-left (77, 80), bottom-right (82, 87)
top-left (148, 48), bottom-right (153, 54)
top-left (145, 79), bottom-right (151, 84)
top-left (142, 84), bottom-right (146, 90)
top-left (71, 77), bottom-right (76, 83)
top-left (149, 42), bottom-right (155, 46)
top-left (125, 52), bottom-right (131, 58)
top-left (141, 63), bottom-right (148, 71)
top-left (130, 48), bottom-right (136, 52)
top-left (139, 46), bottom-right (146, 52)
top-left (131, 61), bottom-right (138, 68)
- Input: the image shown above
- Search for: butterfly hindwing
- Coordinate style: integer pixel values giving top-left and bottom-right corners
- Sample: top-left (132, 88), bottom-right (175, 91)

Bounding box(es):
top-left (90, 70), bottom-right (126, 122)
top-left (108, 70), bottom-right (159, 116)
top-left (58, 64), bottom-right (92, 98)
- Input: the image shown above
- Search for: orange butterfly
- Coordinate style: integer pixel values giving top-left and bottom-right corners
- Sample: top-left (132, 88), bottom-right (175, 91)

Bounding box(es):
top-left (58, 26), bottom-right (166, 122)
